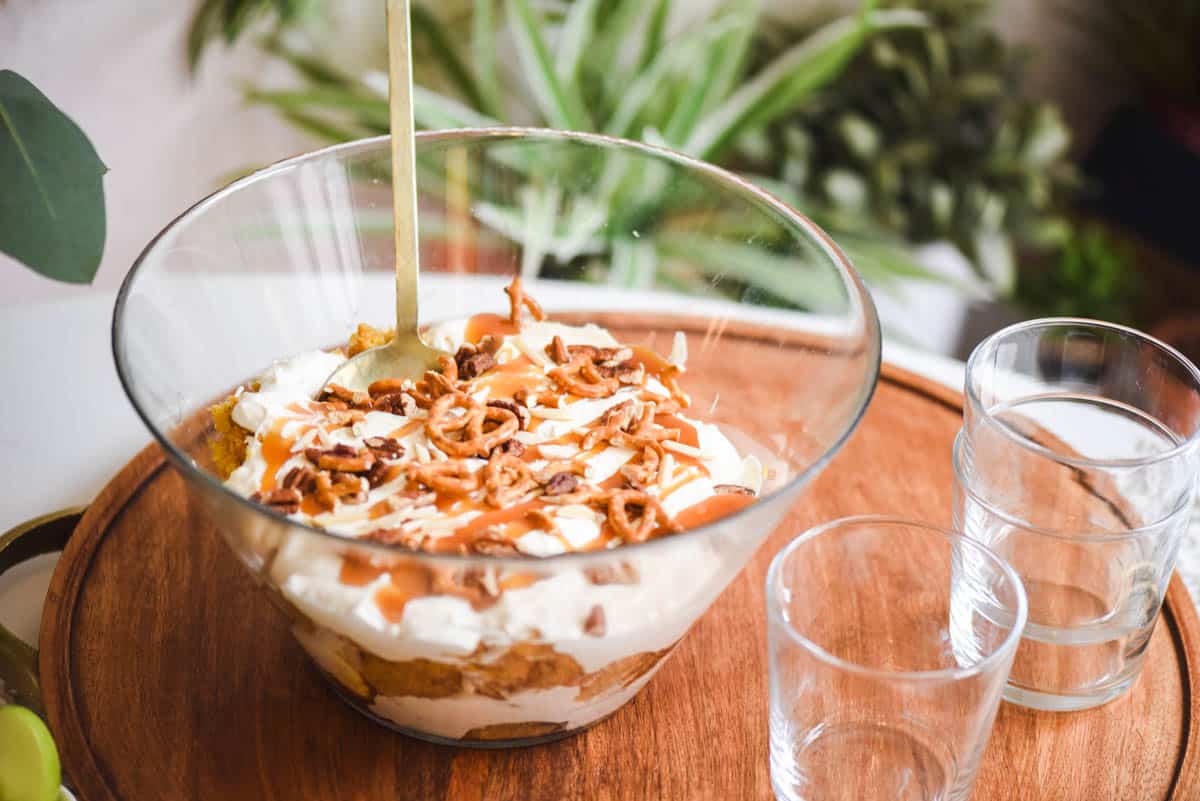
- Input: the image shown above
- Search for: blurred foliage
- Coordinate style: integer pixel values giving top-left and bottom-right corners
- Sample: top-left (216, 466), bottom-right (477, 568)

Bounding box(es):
top-left (1017, 224), bottom-right (1138, 324)
top-left (189, 0), bottom-right (1137, 321)
top-left (188, 0), bottom-right (317, 71)
top-left (1060, 0), bottom-right (1200, 112)
top-left (750, 0), bottom-right (1077, 295)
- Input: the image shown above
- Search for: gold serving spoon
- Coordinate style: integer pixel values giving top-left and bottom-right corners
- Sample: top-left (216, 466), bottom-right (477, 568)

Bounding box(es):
top-left (321, 0), bottom-right (444, 393)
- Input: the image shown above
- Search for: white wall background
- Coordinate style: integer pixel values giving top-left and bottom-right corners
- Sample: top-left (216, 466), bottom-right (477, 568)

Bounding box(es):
top-left (1, 0), bottom-right (1117, 306)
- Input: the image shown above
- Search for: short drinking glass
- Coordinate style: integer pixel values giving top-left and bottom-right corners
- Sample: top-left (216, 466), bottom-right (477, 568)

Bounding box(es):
top-left (766, 517), bottom-right (1027, 801)
top-left (958, 319), bottom-right (1200, 710)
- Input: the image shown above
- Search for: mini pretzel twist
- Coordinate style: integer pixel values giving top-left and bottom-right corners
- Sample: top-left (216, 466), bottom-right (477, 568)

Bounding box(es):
top-left (484, 451), bottom-right (537, 507)
top-left (504, 275), bottom-right (546, 327)
top-left (408, 459), bottom-right (481, 495)
top-left (619, 443), bottom-right (664, 488)
top-left (426, 393), bottom-right (520, 458)
top-left (581, 400), bottom-right (637, 451)
top-left (607, 489), bottom-right (679, 543)
top-left (550, 353), bottom-right (620, 398)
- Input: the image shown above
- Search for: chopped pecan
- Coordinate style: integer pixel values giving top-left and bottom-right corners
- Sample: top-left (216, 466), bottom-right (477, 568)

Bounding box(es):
top-left (487, 399), bottom-right (529, 430)
top-left (491, 438), bottom-right (526, 459)
top-left (280, 466), bottom-right (318, 494)
top-left (598, 360), bottom-right (645, 385)
top-left (250, 487), bottom-right (302, 515)
top-left (372, 391), bottom-right (418, 416)
top-left (363, 436), bottom-right (404, 458)
top-left (364, 460), bottom-right (397, 489)
top-left (584, 605), bottom-right (606, 637)
top-left (543, 471), bottom-right (579, 496)
top-left (458, 350), bottom-right (497, 380)
top-left (714, 484), bottom-right (755, 496)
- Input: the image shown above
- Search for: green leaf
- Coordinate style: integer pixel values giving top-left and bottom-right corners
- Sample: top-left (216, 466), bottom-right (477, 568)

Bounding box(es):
top-left (604, 15), bottom-right (743, 140)
top-left (506, 0), bottom-right (590, 130)
top-left (472, 0), bottom-right (502, 117)
top-left (555, 0), bottom-right (603, 94)
top-left (247, 88), bottom-right (390, 129)
top-left (664, 1), bottom-right (758, 145)
top-left (412, 85), bottom-right (503, 130)
top-left (685, 7), bottom-right (928, 160)
top-left (411, 3), bottom-right (488, 112)
top-left (0, 70), bottom-right (107, 284)
top-left (637, 0), bottom-right (671, 73)
top-left (656, 232), bottom-right (848, 312)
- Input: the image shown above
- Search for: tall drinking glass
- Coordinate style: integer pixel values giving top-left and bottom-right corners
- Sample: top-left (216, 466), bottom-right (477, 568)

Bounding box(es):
top-left (766, 517), bottom-right (1027, 801)
top-left (958, 318), bottom-right (1200, 710)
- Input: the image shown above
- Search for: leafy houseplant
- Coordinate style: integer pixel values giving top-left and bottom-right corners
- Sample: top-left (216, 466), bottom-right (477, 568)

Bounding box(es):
top-left (196, 0), bottom-right (946, 301)
top-left (750, 0), bottom-right (1076, 296)
top-left (0, 70), bottom-right (108, 284)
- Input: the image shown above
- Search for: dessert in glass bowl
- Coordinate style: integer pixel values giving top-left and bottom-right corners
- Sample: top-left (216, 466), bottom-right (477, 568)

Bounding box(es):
top-left (113, 129), bottom-right (880, 746)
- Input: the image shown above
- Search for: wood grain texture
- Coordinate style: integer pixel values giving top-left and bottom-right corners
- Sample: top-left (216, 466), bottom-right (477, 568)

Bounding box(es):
top-left (40, 365), bottom-right (1199, 801)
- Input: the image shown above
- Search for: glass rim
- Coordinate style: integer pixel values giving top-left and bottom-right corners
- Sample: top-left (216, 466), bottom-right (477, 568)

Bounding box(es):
top-left (950, 431), bottom-right (1192, 541)
top-left (765, 515), bottom-right (1028, 682)
top-left (964, 316), bottom-right (1200, 470)
top-left (111, 126), bottom-right (882, 567)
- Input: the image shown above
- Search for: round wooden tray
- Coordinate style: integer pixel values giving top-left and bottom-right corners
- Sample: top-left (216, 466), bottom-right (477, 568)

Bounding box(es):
top-left (40, 365), bottom-right (1200, 800)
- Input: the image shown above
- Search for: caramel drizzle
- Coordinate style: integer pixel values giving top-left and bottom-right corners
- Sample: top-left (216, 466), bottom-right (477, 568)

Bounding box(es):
top-left (246, 277), bottom-right (754, 555)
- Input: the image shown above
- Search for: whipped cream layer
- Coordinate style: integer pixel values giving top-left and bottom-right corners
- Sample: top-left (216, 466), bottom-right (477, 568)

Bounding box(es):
top-left (225, 317), bottom-right (762, 553)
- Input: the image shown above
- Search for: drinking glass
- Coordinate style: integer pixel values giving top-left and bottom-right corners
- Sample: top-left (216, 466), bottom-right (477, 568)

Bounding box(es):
top-left (958, 319), bottom-right (1200, 710)
top-left (766, 517), bottom-right (1026, 801)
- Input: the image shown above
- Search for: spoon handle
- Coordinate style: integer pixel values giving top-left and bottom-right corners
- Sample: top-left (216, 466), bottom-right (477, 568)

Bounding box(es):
top-left (387, 0), bottom-right (420, 337)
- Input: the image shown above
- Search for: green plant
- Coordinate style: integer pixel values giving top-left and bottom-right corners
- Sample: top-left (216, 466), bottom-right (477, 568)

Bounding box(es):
top-left (1016, 224), bottom-right (1138, 324)
top-left (224, 0), bottom-right (950, 295)
top-left (0, 70), bottom-right (107, 284)
top-left (188, 0), bottom-right (318, 70)
top-left (751, 0), bottom-right (1076, 294)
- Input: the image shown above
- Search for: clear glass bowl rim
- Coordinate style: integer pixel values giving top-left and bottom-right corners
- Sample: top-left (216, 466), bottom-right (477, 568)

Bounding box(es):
top-left (765, 514), bottom-right (1029, 682)
top-left (112, 126), bottom-right (882, 567)
top-left (965, 316), bottom-right (1200, 471)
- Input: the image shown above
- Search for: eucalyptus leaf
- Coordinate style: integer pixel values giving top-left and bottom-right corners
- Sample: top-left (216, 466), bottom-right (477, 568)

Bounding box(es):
top-left (0, 70), bottom-right (107, 284)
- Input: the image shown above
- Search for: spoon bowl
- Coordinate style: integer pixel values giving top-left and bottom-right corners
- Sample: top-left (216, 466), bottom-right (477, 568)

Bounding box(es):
top-left (321, 334), bottom-right (444, 393)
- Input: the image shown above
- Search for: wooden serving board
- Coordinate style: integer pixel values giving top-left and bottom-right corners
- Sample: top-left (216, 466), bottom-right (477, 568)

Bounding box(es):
top-left (40, 365), bottom-right (1200, 801)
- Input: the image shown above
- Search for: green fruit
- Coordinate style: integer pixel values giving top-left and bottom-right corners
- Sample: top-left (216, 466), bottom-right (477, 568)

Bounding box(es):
top-left (0, 706), bottom-right (61, 801)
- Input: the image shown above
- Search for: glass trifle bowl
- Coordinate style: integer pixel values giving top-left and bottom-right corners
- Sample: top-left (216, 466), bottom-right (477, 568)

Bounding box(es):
top-left (113, 129), bottom-right (880, 747)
